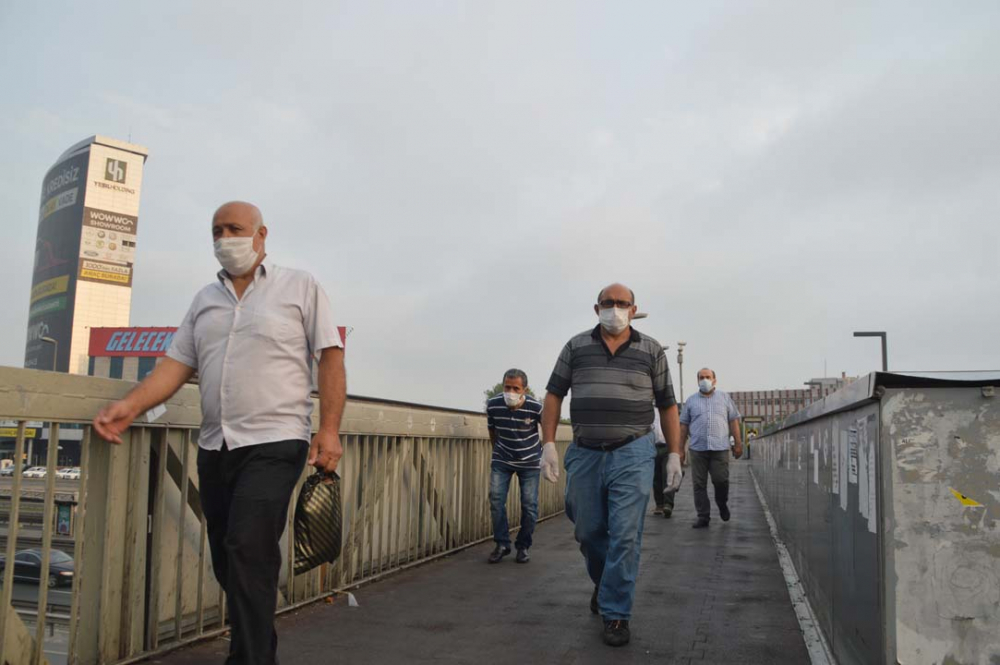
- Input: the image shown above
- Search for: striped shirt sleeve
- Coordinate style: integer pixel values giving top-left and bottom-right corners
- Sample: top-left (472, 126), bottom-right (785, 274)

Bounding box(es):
top-left (545, 341), bottom-right (573, 397)
top-left (651, 347), bottom-right (677, 409)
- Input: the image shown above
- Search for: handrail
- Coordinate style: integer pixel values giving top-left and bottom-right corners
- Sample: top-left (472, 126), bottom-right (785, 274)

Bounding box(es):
top-left (0, 366), bottom-right (572, 664)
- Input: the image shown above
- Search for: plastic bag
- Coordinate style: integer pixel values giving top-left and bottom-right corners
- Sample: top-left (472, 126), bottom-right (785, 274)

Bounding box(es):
top-left (293, 470), bottom-right (343, 575)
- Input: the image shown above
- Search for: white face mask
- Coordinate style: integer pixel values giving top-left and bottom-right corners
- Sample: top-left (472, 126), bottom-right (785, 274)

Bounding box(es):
top-left (503, 391), bottom-right (524, 407)
top-left (599, 306), bottom-right (631, 334)
top-left (214, 236), bottom-right (260, 276)
top-left (698, 378), bottom-right (715, 393)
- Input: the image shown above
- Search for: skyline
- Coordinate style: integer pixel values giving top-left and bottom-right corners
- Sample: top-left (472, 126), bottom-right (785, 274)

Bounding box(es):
top-left (2, 2), bottom-right (998, 412)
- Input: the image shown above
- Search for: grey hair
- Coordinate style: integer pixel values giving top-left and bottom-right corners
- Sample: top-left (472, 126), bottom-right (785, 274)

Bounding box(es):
top-left (698, 367), bottom-right (717, 380)
top-left (503, 368), bottom-right (528, 387)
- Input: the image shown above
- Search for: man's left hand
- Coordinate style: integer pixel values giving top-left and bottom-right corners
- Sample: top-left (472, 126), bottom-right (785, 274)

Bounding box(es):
top-left (733, 444), bottom-right (744, 459)
top-left (309, 430), bottom-right (343, 474)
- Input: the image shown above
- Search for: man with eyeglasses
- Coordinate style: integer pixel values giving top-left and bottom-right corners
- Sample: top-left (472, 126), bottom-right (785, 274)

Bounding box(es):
top-left (540, 283), bottom-right (682, 648)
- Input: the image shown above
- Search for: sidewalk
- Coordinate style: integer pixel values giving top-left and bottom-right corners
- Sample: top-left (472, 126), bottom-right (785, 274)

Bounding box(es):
top-left (154, 462), bottom-right (810, 665)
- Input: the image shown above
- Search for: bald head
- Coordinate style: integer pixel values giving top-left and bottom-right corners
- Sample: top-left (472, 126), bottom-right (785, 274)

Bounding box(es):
top-left (213, 201), bottom-right (263, 231)
top-left (596, 283), bottom-right (635, 306)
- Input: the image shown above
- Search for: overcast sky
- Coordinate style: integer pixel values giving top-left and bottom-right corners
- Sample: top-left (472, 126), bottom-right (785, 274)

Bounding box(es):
top-left (1, 1), bottom-right (997, 411)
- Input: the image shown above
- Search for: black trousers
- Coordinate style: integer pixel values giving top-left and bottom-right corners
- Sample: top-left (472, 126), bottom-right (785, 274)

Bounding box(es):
top-left (690, 450), bottom-right (730, 520)
top-left (652, 443), bottom-right (678, 510)
top-left (197, 439), bottom-right (308, 665)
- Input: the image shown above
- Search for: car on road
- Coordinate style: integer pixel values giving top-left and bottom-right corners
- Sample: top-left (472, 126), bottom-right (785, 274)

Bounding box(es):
top-left (0, 465), bottom-right (16, 477)
top-left (55, 467), bottom-right (80, 480)
top-left (22, 467), bottom-right (47, 479)
top-left (0, 548), bottom-right (74, 588)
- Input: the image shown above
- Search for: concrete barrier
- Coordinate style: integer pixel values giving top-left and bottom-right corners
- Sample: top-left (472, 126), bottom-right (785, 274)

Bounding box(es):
top-left (750, 371), bottom-right (1000, 665)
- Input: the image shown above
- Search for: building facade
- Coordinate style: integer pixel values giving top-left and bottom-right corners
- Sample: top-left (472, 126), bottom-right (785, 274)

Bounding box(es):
top-left (25, 136), bottom-right (148, 375)
top-left (730, 374), bottom-right (856, 424)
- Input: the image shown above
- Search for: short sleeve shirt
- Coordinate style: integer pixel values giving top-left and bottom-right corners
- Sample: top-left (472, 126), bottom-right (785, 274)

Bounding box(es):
top-left (680, 389), bottom-right (740, 452)
top-left (546, 325), bottom-right (676, 443)
top-left (486, 394), bottom-right (543, 469)
top-left (166, 261), bottom-right (343, 451)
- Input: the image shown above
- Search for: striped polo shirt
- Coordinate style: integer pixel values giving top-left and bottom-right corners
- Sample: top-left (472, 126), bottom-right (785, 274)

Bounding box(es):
top-left (486, 394), bottom-right (543, 469)
top-left (546, 325), bottom-right (676, 444)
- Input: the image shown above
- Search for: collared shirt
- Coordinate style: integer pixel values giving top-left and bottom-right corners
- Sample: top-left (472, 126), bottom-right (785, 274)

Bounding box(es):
top-left (546, 325), bottom-right (676, 443)
top-left (486, 394), bottom-right (543, 469)
top-left (166, 260), bottom-right (343, 451)
top-left (680, 389), bottom-right (740, 452)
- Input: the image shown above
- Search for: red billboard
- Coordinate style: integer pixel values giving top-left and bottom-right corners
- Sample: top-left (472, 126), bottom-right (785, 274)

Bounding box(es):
top-left (89, 327), bottom-right (177, 357)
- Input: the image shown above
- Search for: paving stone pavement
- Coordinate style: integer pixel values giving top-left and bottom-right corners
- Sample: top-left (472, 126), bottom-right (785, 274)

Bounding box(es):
top-left (154, 461), bottom-right (811, 665)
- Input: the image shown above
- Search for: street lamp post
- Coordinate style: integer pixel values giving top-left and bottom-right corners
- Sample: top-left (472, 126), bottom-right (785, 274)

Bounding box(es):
top-left (676, 341), bottom-right (687, 404)
top-left (853, 331), bottom-right (888, 372)
top-left (39, 336), bottom-right (58, 372)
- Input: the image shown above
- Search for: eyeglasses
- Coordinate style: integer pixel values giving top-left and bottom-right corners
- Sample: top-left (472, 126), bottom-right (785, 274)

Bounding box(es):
top-left (598, 299), bottom-right (633, 309)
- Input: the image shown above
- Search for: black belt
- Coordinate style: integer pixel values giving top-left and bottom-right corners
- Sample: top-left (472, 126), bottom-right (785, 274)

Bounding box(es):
top-left (576, 434), bottom-right (641, 452)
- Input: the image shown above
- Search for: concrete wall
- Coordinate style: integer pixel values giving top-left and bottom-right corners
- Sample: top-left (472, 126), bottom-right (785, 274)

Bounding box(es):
top-left (750, 374), bottom-right (1000, 665)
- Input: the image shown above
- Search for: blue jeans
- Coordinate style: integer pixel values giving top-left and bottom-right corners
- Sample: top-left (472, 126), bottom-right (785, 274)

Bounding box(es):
top-left (489, 465), bottom-right (540, 550)
top-left (564, 433), bottom-right (656, 621)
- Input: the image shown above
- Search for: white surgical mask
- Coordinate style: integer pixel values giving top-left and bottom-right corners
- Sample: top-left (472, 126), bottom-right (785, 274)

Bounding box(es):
top-left (503, 391), bottom-right (523, 407)
top-left (599, 307), bottom-right (630, 334)
top-left (698, 378), bottom-right (715, 394)
top-left (214, 236), bottom-right (260, 276)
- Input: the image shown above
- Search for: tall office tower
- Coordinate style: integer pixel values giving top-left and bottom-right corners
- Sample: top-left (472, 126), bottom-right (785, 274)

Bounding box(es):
top-left (25, 136), bottom-right (149, 374)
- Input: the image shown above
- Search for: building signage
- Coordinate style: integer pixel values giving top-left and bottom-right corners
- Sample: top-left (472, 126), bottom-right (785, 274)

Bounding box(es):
top-left (89, 327), bottom-right (177, 357)
top-left (25, 151), bottom-right (90, 372)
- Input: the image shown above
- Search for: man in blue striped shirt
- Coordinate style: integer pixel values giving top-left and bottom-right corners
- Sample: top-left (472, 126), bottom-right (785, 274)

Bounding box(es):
top-left (486, 369), bottom-right (543, 564)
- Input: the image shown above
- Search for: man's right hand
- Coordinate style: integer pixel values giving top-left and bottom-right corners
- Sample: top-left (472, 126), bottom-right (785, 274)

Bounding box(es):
top-left (93, 400), bottom-right (138, 445)
top-left (666, 452), bottom-right (683, 492)
top-left (540, 442), bottom-right (560, 483)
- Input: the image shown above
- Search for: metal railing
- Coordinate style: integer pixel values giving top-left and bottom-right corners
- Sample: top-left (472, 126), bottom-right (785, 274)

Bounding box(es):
top-left (0, 367), bottom-right (572, 664)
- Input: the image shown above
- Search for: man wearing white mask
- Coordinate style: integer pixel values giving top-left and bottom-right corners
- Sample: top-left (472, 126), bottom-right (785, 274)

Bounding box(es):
top-left (485, 369), bottom-right (543, 563)
top-left (680, 368), bottom-right (743, 529)
top-left (540, 283), bottom-right (682, 648)
top-left (92, 201), bottom-right (346, 665)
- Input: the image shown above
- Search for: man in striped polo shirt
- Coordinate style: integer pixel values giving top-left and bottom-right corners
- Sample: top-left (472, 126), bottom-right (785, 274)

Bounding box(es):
top-left (540, 283), bottom-right (683, 648)
top-left (486, 369), bottom-right (544, 564)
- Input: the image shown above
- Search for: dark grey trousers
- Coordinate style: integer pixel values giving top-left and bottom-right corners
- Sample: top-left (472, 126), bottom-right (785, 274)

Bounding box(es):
top-left (652, 443), bottom-right (677, 510)
top-left (690, 450), bottom-right (730, 520)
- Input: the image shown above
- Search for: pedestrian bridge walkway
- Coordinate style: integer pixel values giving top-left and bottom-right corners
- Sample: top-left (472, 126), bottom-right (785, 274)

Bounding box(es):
top-left (155, 463), bottom-right (811, 665)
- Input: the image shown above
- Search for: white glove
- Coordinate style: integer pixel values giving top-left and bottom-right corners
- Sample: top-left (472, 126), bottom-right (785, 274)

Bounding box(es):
top-left (540, 442), bottom-right (560, 483)
top-left (666, 452), bottom-right (683, 492)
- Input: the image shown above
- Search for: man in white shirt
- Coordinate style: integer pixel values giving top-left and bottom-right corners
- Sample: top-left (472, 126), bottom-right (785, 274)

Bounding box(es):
top-left (92, 201), bottom-right (346, 665)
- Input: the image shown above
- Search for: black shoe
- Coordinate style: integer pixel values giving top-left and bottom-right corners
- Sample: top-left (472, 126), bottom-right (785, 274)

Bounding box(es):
top-left (602, 620), bottom-right (630, 647)
top-left (662, 507), bottom-right (673, 519)
top-left (488, 544), bottom-right (511, 563)
top-left (692, 518), bottom-right (710, 529)
top-left (719, 503), bottom-right (731, 522)
top-left (515, 548), bottom-right (530, 563)
top-left (590, 587), bottom-right (599, 615)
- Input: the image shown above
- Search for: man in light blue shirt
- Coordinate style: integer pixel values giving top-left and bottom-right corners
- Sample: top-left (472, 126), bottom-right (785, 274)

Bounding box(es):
top-left (679, 368), bottom-right (743, 528)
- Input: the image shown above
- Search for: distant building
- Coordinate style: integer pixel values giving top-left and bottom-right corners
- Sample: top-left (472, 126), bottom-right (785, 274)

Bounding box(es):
top-left (25, 136), bottom-right (149, 374)
top-left (730, 373), bottom-right (857, 423)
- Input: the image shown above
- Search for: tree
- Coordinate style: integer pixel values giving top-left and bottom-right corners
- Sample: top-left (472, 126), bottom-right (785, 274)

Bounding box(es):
top-left (483, 381), bottom-right (536, 411)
